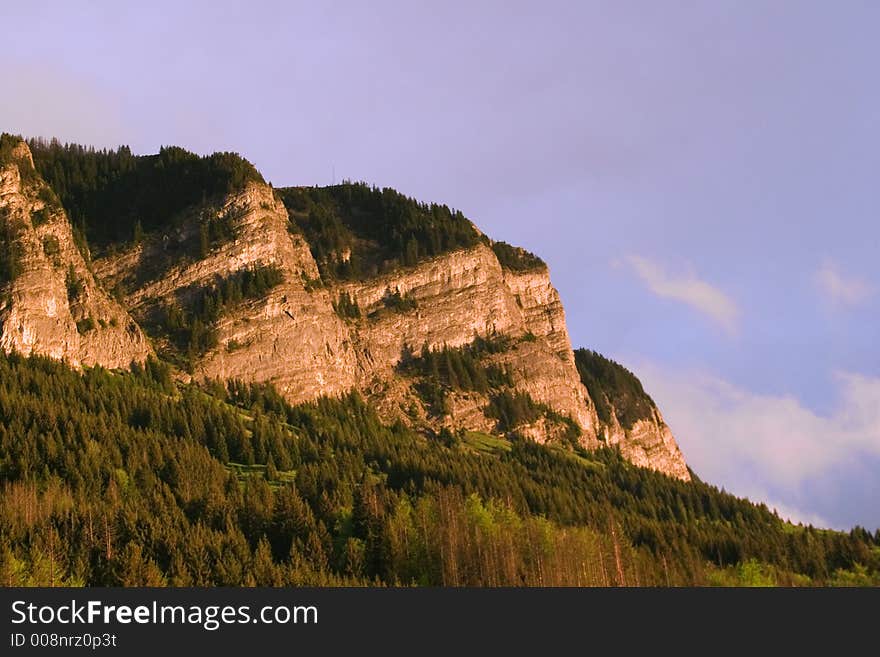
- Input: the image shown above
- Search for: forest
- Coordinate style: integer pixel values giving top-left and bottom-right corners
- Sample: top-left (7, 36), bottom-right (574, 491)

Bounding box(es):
top-left (27, 138), bottom-right (264, 249)
top-left (150, 265), bottom-right (284, 369)
top-left (0, 351), bottom-right (876, 587)
top-left (278, 183), bottom-right (481, 281)
top-left (399, 337), bottom-right (514, 416)
top-left (574, 349), bottom-right (657, 428)
top-left (491, 241), bottom-right (546, 272)
top-left (3, 134), bottom-right (879, 587)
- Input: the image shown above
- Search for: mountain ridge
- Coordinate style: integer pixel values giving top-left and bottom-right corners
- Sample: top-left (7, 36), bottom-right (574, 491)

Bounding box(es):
top-left (3, 135), bottom-right (688, 479)
top-left (2, 134), bottom-right (879, 588)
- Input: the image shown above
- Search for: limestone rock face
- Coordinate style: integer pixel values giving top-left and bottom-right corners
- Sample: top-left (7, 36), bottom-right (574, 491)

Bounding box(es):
top-left (0, 140), bottom-right (151, 368)
top-left (598, 408), bottom-right (691, 481)
top-left (334, 244), bottom-right (596, 438)
top-left (93, 182), bottom-right (359, 402)
top-left (4, 136), bottom-right (690, 480)
top-left (502, 267), bottom-right (572, 358)
top-left (93, 182), bottom-right (597, 442)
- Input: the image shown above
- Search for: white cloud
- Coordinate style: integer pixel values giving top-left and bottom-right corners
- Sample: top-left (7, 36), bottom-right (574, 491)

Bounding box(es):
top-left (624, 255), bottom-right (739, 334)
top-left (762, 498), bottom-right (832, 529)
top-left (815, 260), bottom-right (872, 308)
top-left (635, 362), bottom-right (880, 528)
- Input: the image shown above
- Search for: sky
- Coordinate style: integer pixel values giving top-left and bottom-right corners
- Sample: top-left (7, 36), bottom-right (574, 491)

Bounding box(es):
top-left (2, 1), bottom-right (878, 530)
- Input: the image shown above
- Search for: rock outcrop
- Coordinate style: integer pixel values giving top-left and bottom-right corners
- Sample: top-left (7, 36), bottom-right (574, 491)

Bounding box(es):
top-left (0, 140), bottom-right (150, 368)
top-left (599, 409), bottom-right (690, 481)
top-left (573, 347), bottom-right (690, 480)
top-left (334, 243), bottom-right (596, 437)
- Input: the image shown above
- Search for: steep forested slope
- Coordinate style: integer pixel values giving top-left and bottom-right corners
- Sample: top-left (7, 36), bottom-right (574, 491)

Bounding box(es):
top-left (0, 352), bottom-right (876, 586)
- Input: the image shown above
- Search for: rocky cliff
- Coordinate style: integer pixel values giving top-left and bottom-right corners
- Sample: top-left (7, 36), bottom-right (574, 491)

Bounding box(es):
top-left (4, 135), bottom-right (690, 480)
top-left (0, 139), bottom-right (150, 368)
top-left (93, 181), bottom-right (360, 402)
top-left (93, 181), bottom-right (597, 439)
top-left (574, 348), bottom-right (689, 480)
top-left (334, 243), bottom-right (595, 435)
top-left (599, 410), bottom-right (690, 481)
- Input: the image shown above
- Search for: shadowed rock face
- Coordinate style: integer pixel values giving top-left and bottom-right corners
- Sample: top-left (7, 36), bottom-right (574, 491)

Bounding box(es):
top-left (4, 136), bottom-right (690, 480)
top-left (0, 140), bottom-right (151, 368)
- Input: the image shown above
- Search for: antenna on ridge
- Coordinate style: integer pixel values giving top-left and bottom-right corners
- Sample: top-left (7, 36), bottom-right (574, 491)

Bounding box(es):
top-left (332, 164), bottom-right (335, 186)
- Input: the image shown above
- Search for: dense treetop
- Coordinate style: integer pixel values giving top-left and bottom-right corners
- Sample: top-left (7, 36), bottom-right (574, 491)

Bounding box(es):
top-left (28, 138), bottom-right (264, 249)
top-left (491, 241), bottom-right (546, 272)
top-left (146, 264), bottom-right (284, 370)
top-left (20, 138), bottom-right (541, 287)
top-left (0, 350), bottom-right (876, 586)
top-left (575, 349), bottom-right (657, 428)
top-left (278, 183), bottom-right (481, 281)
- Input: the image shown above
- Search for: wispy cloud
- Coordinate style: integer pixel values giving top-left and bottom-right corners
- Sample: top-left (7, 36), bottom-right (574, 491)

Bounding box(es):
top-left (635, 361), bottom-right (880, 529)
top-left (815, 260), bottom-right (872, 308)
top-left (624, 255), bottom-right (739, 334)
top-left (762, 498), bottom-right (832, 530)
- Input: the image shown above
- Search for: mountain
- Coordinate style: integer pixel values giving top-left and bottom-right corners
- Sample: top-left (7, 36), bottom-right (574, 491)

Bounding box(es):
top-left (1, 135), bottom-right (688, 479)
top-left (1, 134), bottom-right (878, 587)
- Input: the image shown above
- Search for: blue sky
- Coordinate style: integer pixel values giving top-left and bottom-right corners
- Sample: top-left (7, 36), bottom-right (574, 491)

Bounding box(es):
top-left (3, 1), bottom-right (878, 530)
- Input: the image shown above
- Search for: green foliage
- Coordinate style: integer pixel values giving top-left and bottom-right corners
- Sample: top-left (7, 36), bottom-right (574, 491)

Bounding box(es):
top-left (155, 265), bottom-right (283, 367)
top-left (486, 391), bottom-right (543, 432)
top-left (195, 265), bottom-right (284, 319)
top-left (198, 204), bottom-right (245, 258)
top-left (37, 186), bottom-right (61, 209)
top-left (75, 317), bottom-right (95, 334)
top-left (41, 236), bottom-right (60, 259)
top-left (332, 291), bottom-right (361, 320)
top-left (28, 139), bottom-right (264, 250)
top-left (400, 336), bottom-right (514, 416)
top-left (574, 348), bottom-right (656, 428)
top-left (0, 134), bottom-right (38, 183)
top-left (132, 220), bottom-right (144, 245)
top-left (278, 183), bottom-right (480, 282)
top-left (401, 334), bottom-right (572, 434)
top-left (0, 350), bottom-right (877, 586)
top-left (300, 273), bottom-right (323, 291)
top-left (381, 289), bottom-right (417, 313)
top-left (491, 241), bottom-right (546, 272)
top-left (0, 218), bottom-right (23, 285)
top-left (464, 431), bottom-right (513, 454)
top-left (31, 208), bottom-right (50, 228)
top-left (0, 133), bottom-right (22, 163)
top-left (828, 563), bottom-right (876, 587)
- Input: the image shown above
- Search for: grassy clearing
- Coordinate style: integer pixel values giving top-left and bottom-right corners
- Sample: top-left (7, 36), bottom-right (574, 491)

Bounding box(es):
top-left (556, 448), bottom-right (605, 471)
top-left (464, 431), bottom-right (511, 454)
top-left (227, 462), bottom-right (296, 488)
